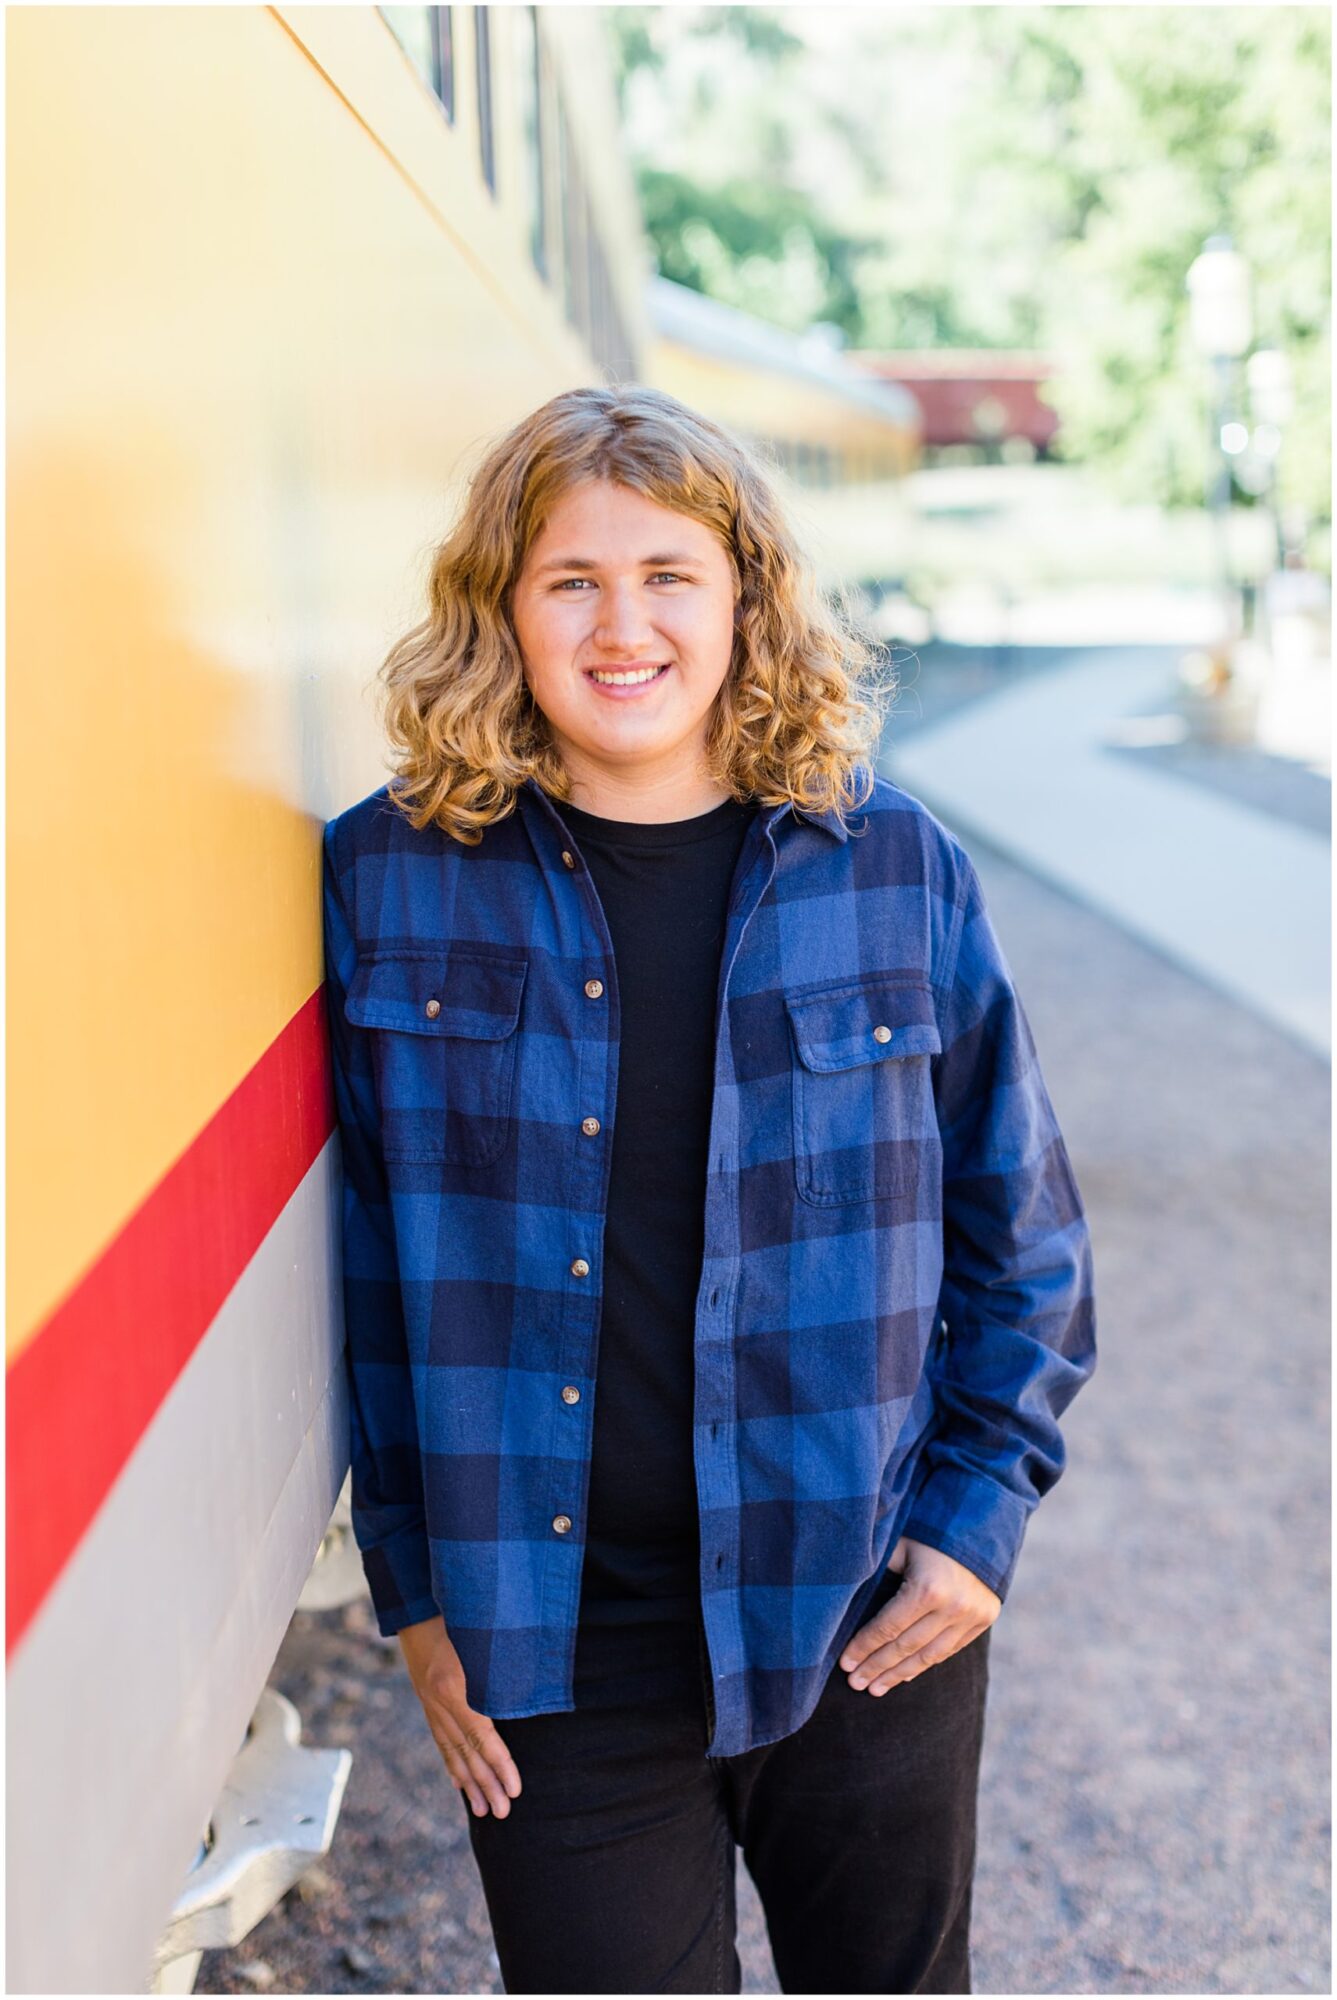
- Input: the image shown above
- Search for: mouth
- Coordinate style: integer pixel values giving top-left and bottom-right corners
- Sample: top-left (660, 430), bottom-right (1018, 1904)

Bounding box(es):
top-left (582, 662), bottom-right (672, 697)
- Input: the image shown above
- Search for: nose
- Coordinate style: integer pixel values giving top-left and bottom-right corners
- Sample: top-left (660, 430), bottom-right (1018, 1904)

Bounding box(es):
top-left (592, 579), bottom-right (659, 656)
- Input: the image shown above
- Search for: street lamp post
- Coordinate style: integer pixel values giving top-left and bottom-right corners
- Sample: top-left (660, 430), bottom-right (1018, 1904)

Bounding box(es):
top-left (1245, 346), bottom-right (1294, 571)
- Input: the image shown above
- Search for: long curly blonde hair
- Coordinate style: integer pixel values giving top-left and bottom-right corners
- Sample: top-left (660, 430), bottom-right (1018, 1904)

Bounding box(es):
top-left (377, 384), bottom-right (896, 843)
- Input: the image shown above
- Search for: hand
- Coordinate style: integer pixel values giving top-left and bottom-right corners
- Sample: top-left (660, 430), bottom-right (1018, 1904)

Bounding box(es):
top-left (839, 1536), bottom-right (1001, 1694)
top-left (396, 1616), bottom-right (523, 1818)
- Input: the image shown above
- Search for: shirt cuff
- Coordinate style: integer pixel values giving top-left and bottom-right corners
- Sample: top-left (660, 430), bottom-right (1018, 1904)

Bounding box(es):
top-left (358, 1524), bottom-right (441, 1637)
top-left (899, 1462), bottom-right (1034, 1604)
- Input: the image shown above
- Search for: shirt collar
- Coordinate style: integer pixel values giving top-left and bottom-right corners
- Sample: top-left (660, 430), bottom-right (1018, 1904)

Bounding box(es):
top-left (782, 798), bottom-right (851, 844)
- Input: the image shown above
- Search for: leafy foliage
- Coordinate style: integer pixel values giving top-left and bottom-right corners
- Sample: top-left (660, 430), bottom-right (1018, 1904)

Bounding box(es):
top-left (605, 5), bottom-right (1330, 530)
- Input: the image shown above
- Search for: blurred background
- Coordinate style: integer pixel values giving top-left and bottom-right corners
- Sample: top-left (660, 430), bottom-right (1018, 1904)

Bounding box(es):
top-left (7, 5), bottom-right (1329, 1993)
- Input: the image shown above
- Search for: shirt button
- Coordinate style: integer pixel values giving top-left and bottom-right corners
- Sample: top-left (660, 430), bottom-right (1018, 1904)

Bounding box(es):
top-left (561, 1385), bottom-right (581, 1404)
top-left (570, 1257), bottom-right (590, 1278)
top-left (553, 1515), bottom-right (572, 1535)
top-left (872, 1024), bottom-right (892, 1043)
top-left (584, 978), bottom-right (604, 999)
top-left (425, 999), bottom-right (441, 1019)
top-left (581, 1116), bottom-right (601, 1137)
top-left (561, 850), bottom-right (576, 869)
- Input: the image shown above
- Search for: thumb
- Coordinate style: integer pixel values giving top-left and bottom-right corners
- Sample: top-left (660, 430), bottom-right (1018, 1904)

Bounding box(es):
top-left (888, 1535), bottom-right (911, 1575)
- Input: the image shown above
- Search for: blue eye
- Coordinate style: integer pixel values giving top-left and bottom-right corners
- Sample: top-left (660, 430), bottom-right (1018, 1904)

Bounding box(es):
top-left (552, 573), bottom-right (689, 591)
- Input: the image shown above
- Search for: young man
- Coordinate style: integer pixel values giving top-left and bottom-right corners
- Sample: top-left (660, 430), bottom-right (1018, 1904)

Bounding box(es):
top-left (322, 386), bottom-right (1096, 1993)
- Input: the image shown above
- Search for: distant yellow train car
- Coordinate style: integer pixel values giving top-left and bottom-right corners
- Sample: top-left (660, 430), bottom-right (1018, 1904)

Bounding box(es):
top-left (644, 273), bottom-right (922, 600)
top-left (6, 7), bottom-right (647, 1991)
top-left (647, 273), bottom-right (921, 487)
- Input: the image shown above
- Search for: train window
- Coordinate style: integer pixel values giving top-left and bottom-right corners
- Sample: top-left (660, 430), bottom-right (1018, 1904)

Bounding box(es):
top-left (557, 99), bottom-right (586, 338)
top-left (554, 83), bottom-right (634, 381)
top-left (585, 188), bottom-right (603, 359)
top-left (381, 8), bottom-right (438, 100)
top-left (475, 7), bottom-right (496, 193)
top-left (379, 8), bottom-right (453, 123)
top-left (538, 42), bottom-right (562, 287)
top-left (438, 9), bottom-right (455, 123)
top-left (514, 7), bottom-right (546, 278)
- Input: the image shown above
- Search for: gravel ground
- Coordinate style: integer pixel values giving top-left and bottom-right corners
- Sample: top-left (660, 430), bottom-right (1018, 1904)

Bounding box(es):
top-left (198, 665), bottom-right (1330, 1995)
top-left (950, 823), bottom-right (1330, 1996)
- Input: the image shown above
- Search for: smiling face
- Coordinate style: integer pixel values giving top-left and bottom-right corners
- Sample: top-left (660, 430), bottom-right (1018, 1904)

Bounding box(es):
top-left (510, 477), bottom-right (740, 819)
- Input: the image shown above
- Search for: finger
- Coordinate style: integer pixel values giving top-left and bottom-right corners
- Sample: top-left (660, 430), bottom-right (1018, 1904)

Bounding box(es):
top-left (468, 1754), bottom-right (511, 1817)
top-left (481, 1727), bottom-right (523, 1801)
top-left (847, 1608), bottom-right (950, 1686)
top-left (841, 1618), bottom-right (907, 1671)
top-left (431, 1711), bottom-right (513, 1815)
top-left (462, 1737), bottom-right (515, 1818)
top-left (438, 1746), bottom-right (489, 1816)
top-left (458, 1715), bottom-right (521, 1810)
top-left (868, 1622), bottom-right (978, 1694)
top-left (433, 1722), bottom-right (502, 1816)
top-left (839, 1587), bottom-right (934, 1670)
top-left (842, 1591), bottom-right (943, 1673)
top-left (869, 1644), bottom-right (949, 1692)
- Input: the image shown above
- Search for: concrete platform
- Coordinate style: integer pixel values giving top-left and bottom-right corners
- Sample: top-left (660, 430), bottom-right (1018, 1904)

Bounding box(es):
top-left (880, 646), bottom-right (1331, 1059)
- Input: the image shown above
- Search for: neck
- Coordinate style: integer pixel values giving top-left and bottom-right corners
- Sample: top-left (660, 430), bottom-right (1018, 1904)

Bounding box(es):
top-left (558, 760), bottom-right (734, 826)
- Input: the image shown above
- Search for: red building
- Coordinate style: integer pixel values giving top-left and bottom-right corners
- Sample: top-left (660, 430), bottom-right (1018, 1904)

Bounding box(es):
top-left (849, 351), bottom-right (1060, 454)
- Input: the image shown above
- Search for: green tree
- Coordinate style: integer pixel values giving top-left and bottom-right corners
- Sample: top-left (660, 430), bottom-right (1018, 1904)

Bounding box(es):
top-left (965, 7), bottom-right (1330, 533)
top-left (606, 6), bottom-right (1330, 536)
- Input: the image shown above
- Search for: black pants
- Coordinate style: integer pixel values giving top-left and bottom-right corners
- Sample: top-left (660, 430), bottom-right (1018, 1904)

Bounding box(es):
top-left (466, 1568), bottom-right (992, 1994)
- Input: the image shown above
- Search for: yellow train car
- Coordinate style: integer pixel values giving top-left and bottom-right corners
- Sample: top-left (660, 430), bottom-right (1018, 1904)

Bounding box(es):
top-left (6, 7), bottom-right (648, 1990)
top-left (648, 273), bottom-right (920, 488)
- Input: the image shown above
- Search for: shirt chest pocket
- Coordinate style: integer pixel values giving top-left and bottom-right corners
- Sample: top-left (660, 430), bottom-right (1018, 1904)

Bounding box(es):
top-left (344, 947), bottom-right (527, 1166)
top-left (784, 977), bottom-right (942, 1206)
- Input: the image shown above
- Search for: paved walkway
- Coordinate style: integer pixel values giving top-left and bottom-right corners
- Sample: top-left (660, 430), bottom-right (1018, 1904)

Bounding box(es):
top-left (880, 645), bottom-right (1331, 1059)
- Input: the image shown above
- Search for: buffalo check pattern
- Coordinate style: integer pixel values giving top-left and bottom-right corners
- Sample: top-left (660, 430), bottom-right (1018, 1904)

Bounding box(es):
top-left (321, 769), bottom-right (1096, 1757)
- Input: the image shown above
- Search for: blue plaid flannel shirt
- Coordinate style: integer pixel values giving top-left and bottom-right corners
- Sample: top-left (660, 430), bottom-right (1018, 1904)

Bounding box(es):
top-left (321, 768), bottom-right (1096, 1757)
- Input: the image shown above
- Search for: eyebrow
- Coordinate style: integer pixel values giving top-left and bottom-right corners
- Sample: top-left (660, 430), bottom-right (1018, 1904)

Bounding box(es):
top-left (532, 552), bottom-right (702, 574)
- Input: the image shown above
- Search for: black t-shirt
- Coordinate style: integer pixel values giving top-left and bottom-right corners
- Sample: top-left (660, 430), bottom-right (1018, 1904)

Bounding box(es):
top-left (554, 789), bottom-right (759, 1709)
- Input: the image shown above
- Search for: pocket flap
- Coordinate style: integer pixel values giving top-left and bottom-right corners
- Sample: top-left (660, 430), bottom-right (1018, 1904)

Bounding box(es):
top-left (785, 978), bottom-right (941, 1072)
top-left (345, 949), bottom-right (527, 1039)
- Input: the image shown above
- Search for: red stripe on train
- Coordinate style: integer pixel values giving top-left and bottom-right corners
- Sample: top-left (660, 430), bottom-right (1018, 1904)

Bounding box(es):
top-left (6, 989), bottom-right (335, 1657)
